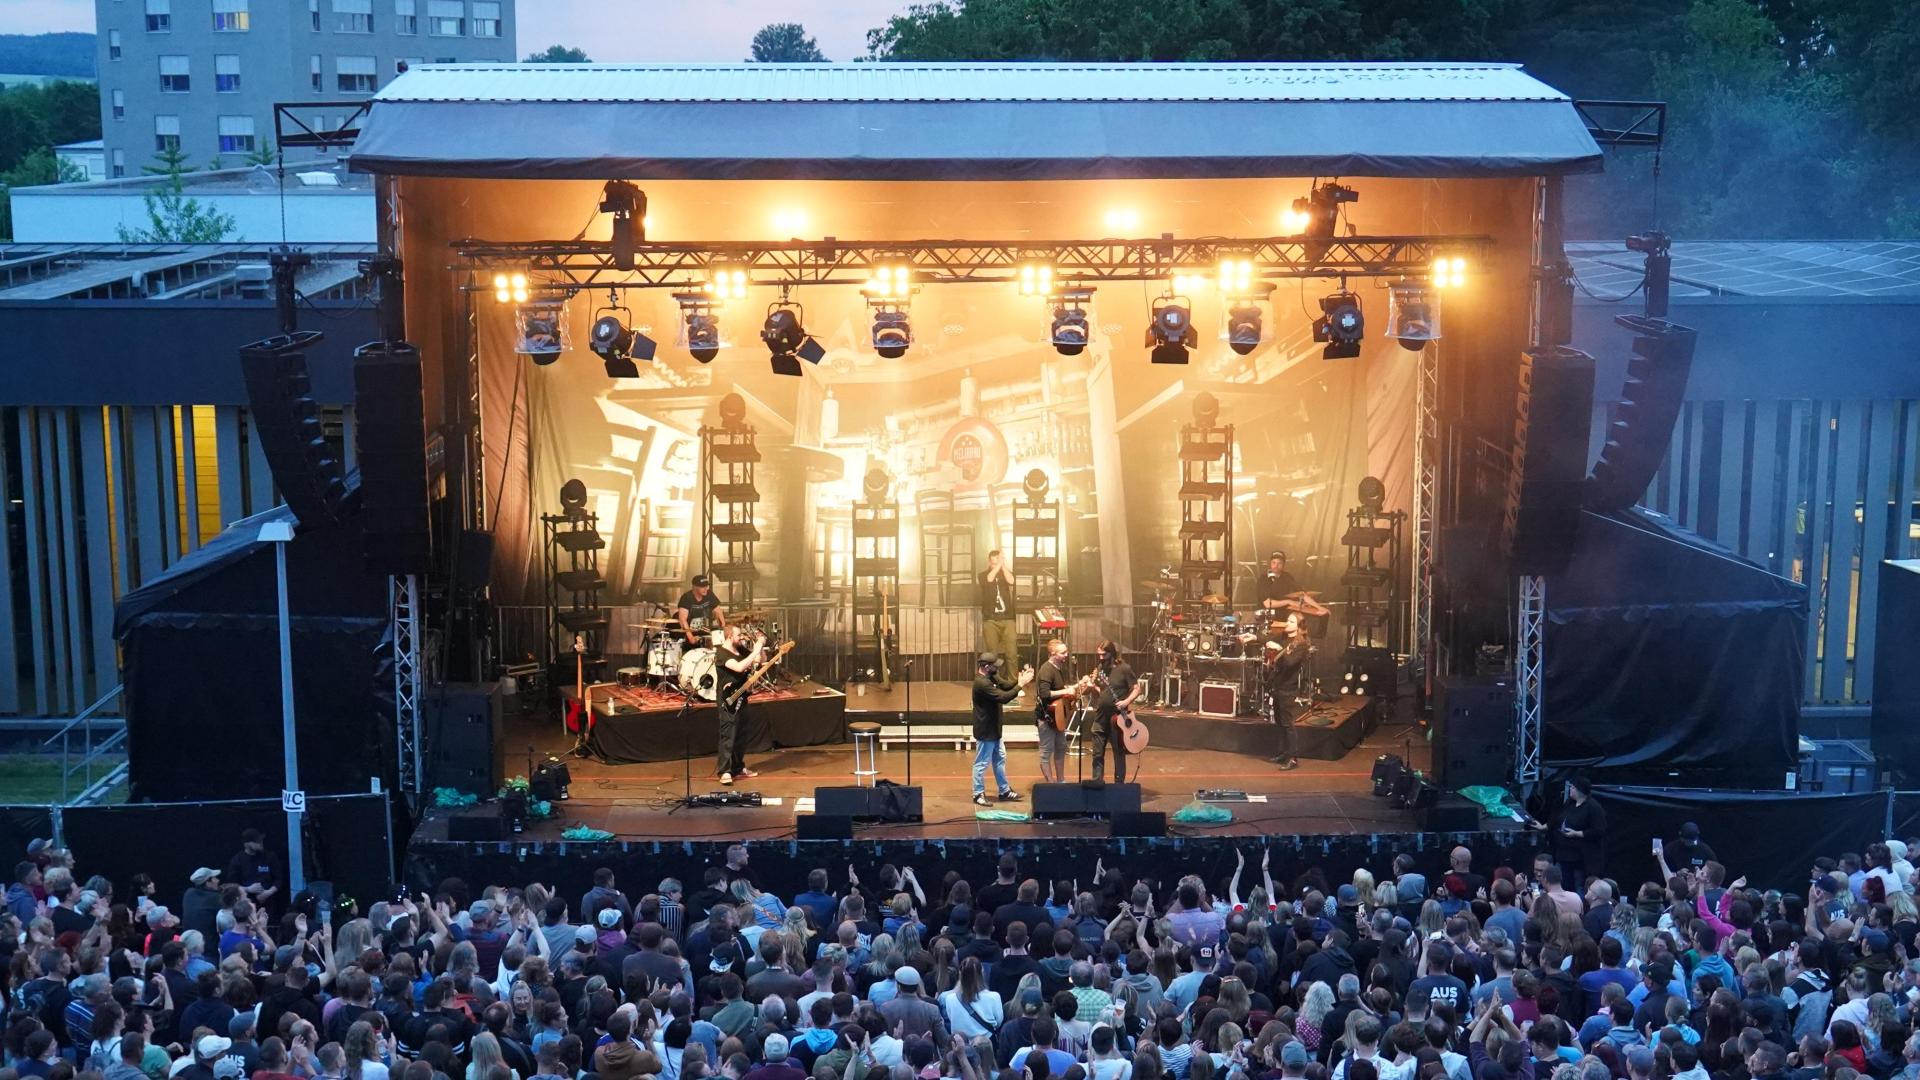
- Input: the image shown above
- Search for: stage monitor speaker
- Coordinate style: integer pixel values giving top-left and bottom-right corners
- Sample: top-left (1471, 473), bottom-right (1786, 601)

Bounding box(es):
top-left (1587, 315), bottom-right (1697, 512)
top-left (352, 340), bottom-right (432, 575)
top-left (1507, 346), bottom-right (1595, 576)
top-left (1197, 681), bottom-right (1239, 718)
top-left (796, 814), bottom-right (854, 840)
top-left (1872, 560), bottom-right (1920, 785)
top-left (239, 331), bottom-right (346, 528)
top-left (1031, 782), bottom-right (1143, 819)
top-left (1111, 811), bottom-right (1167, 837)
top-left (423, 682), bottom-right (504, 797)
top-left (1421, 793), bottom-right (1482, 832)
top-left (447, 803), bottom-right (508, 841)
top-left (813, 785), bottom-right (923, 823)
top-left (1432, 676), bottom-right (1513, 789)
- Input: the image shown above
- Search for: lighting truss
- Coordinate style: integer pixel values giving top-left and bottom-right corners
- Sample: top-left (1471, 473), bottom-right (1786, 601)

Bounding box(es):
top-left (390, 573), bottom-right (423, 795)
top-left (451, 234), bottom-right (1492, 292)
top-left (1515, 574), bottom-right (1545, 785)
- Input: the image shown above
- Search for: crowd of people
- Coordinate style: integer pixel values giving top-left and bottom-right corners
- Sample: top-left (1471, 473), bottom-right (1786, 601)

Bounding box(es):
top-left (5, 816), bottom-right (1920, 1080)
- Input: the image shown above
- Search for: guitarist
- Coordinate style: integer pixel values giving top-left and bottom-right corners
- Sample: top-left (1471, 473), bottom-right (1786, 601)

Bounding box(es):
top-left (1031, 639), bottom-right (1079, 783)
top-left (715, 623), bottom-right (766, 785)
top-left (971, 653), bottom-right (1033, 807)
top-left (1088, 640), bottom-right (1143, 784)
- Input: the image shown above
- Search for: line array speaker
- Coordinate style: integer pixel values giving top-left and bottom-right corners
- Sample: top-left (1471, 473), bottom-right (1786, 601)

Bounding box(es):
top-left (1587, 315), bottom-right (1697, 512)
top-left (239, 331), bottom-right (346, 527)
top-left (352, 340), bottom-right (432, 575)
top-left (1507, 345), bottom-right (1595, 575)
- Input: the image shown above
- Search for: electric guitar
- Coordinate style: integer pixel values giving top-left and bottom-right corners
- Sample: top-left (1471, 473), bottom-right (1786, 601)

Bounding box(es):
top-left (564, 634), bottom-right (590, 736)
top-left (877, 579), bottom-right (895, 692)
top-left (725, 640), bottom-right (795, 708)
top-left (1090, 667), bottom-right (1151, 754)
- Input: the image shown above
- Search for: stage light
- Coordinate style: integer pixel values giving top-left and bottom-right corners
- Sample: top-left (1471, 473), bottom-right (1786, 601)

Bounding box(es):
top-left (1147, 295), bottom-right (1197, 365)
top-left (1281, 203), bottom-right (1311, 233)
top-left (674, 293), bottom-right (722, 363)
top-left (870, 305), bottom-right (912, 359)
top-left (1193, 391), bottom-right (1220, 425)
top-left (1022, 468), bottom-right (1050, 503)
top-left (762, 302), bottom-right (826, 376)
top-left (492, 272), bottom-right (529, 303)
top-left (704, 267), bottom-right (749, 300)
top-left (1358, 475), bottom-right (1387, 513)
top-left (864, 264), bottom-right (912, 300)
top-left (1314, 291), bottom-right (1365, 360)
top-left (1387, 280), bottom-right (1440, 351)
top-left (1018, 264), bottom-right (1054, 296)
top-left (1048, 286), bottom-right (1094, 356)
top-left (862, 467), bottom-right (890, 500)
top-left (599, 180), bottom-right (647, 271)
top-left (1170, 272), bottom-right (1212, 294)
top-left (588, 303), bottom-right (657, 379)
top-left (1293, 181), bottom-right (1359, 262)
top-left (1432, 255), bottom-right (1467, 288)
top-left (1217, 257), bottom-right (1254, 293)
top-left (1104, 208), bottom-right (1140, 233)
top-left (1226, 302), bottom-right (1264, 356)
top-left (771, 208), bottom-right (810, 236)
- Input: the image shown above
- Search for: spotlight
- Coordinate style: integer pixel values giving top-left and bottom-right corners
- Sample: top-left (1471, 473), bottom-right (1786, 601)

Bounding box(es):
top-left (1018, 263), bottom-right (1054, 296)
top-left (1226, 302), bottom-right (1264, 356)
top-left (1313, 291), bottom-right (1364, 360)
top-left (1022, 468), bottom-right (1050, 503)
top-left (870, 305), bottom-right (912, 359)
top-left (588, 304), bottom-right (656, 378)
top-left (1431, 255), bottom-right (1467, 289)
top-left (674, 293), bottom-right (722, 363)
top-left (1357, 475), bottom-right (1387, 513)
top-left (704, 267), bottom-right (749, 300)
top-left (1217, 257), bottom-right (1254, 293)
top-left (771, 208), bottom-right (809, 236)
top-left (1048, 287), bottom-right (1094, 356)
top-left (864, 264), bottom-right (912, 300)
top-left (1386, 280), bottom-right (1440, 351)
top-left (762, 302), bottom-right (825, 377)
top-left (1170, 272), bottom-right (1212, 295)
top-left (862, 467), bottom-right (890, 500)
top-left (491, 271), bottom-right (529, 303)
top-left (1147, 295), bottom-right (1197, 365)
top-left (718, 392), bottom-right (748, 426)
top-left (1193, 392), bottom-right (1220, 426)
top-left (1290, 181), bottom-right (1358, 262)
top-left (599, 181), bottom-right (647, 271)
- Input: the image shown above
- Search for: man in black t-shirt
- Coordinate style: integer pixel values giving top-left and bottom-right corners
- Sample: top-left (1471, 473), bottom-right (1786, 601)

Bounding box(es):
top-left (714, 624), bottom-right (765, 784)
top-left (224, 828), bottom-right (281, 910)
top-left (980, 550), bottom-right (1017, 672)
top-left (676, 574), bottom-right (727, 647)
top-left (1256, 551), bottom-right (1301, 610)
top-left (1031, 639), bottom-right (1081, 783)
top-left (1087, 640), bottom-right (1142, 783)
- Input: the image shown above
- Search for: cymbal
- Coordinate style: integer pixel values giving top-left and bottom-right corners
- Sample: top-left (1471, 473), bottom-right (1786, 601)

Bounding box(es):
top-left (1198, 593), bottom-right (1230, 605)
top-left (1284, 590), bottom-right (1323, 600)
top-left (729, 608), bottom-right (772, 622)
top-left (631, 619), bottom-right (675, 628)
top-left (1138, 579), bottom-right (1177, 591)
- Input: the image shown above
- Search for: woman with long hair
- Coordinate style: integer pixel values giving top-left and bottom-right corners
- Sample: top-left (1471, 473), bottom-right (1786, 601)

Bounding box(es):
top-left (730, 878), bottom-right (784, 931)
top-left (1296, 982), bottom-right (1333, 1054)
top-left (1351, 871), bottom-right (1376, 912)
top-left (1215, 978), bottom-right (1251, 1027)
top-left (940, 956), bottom-right (1004, 1039)
top-left (930, 939), bottom-right (958, 995)
top-left (468, 1031), bottom-right (518, 1080)
top-left (342, 1020), bottom-right (391, 1080)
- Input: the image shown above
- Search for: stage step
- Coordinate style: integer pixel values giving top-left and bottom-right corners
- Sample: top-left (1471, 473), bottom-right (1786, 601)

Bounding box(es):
top-left (877, 724), bottom-right (1042, 751)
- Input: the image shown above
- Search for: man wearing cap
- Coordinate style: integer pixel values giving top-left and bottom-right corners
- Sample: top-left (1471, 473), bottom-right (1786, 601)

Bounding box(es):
top-left (970, 652), bottom-right (1032, 807)
top-left (179, 1034), bottom-right (233, 1080)
top-left (1258, 551), bottom-right (1301, 609)
top-left (182, 867), bottom-right (223, 945)
top-left (744, 1032), bottom-right (807, 1080)
top-left (1662, 822), bottom-right (1717, 874)
top-left (879, 966), bottom-right (948, 1044)
top-left (1279, 1040), bottom-right (1312, 1079)
top-left (1529, 775), bottom-right (1607, 890)
top-left (676, 574), bottom-right (728, 647)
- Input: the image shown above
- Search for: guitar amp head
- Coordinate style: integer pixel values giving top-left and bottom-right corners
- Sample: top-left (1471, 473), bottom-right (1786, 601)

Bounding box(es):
top-left (1198, 680), bottom-right (1239, 718)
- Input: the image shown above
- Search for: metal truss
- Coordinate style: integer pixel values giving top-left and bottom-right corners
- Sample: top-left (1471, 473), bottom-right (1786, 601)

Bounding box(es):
top-left (391, 573), bottom-right (423, 793)
top-left (451, 234), bottom-right (1494, 291)
top-left (462, 281), bottom-right (486, 531)
top-left (1572, 100), bottom-right (1667, 149)
top-left (1412, 339), bottom-right (1439, 682)
top-left (1515, 573), bottom-right (1545, 784)
top-left (272, 101), bottom-right (371, 150)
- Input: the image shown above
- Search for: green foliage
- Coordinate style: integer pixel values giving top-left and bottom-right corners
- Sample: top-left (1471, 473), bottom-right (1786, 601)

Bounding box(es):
top-left (0, 33), bottom-right (96, 78)
top-left (750, 23), bottom-right (827, 62)
top-left (116, 150), bottom-right (237, 243)
top-left (524, 44), bottom-right (591, 63)
top-left (0, 93), bottom-right (48, 174)
top-left (246, 142), bottom-right (279, 167)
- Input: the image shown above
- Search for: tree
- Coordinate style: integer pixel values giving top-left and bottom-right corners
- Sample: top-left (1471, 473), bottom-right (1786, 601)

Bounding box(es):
top-left (246, 141), bottom-right (279, 167)
top-left (524, 44), bottom-right (591, 63)
top-left (0, 93), bottom-right (49, 174)
top-left (117, 148), bottom-right (237, 243)
top-left (749, 23), bottom-right (827, 62)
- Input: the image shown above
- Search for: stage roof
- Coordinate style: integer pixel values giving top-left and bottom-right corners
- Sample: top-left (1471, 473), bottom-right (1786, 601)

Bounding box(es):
top-left (346, 62), bottom-right (1603, 181)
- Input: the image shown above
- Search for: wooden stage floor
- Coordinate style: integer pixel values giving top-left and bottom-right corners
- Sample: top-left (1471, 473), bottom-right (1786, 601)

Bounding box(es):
top-left (485, 693), bottom-right (1439, 843)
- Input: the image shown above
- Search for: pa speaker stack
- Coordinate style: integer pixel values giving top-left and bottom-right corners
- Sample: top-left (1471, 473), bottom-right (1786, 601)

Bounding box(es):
top-left (239, 330), bottom-right (347, 527)
top-left (1587, 315), bottom-right (1697, 513)
top-left (813, 784), bottom-right (923, 823)
top-left (1431, 676), bottom-right (1514, 789)
top-left (1031, 782), bottom-right (1142, 819)
top-left (1508, 345), bottom-right (1595, 576)
top-left (352, 340), bottom-right (432, 575)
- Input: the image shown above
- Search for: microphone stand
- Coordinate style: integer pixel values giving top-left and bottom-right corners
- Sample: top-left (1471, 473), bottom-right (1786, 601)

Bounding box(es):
top-left (668, 676), bottom-right (702, 814)
top-left (902, 656), bottom-right (914, 787)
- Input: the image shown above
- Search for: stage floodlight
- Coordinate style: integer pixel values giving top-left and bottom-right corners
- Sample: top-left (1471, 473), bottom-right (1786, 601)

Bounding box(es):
top-left (762, 303), bottom-right (825, 377)
top-left (1048, 286), bottom-right (1095, 356)
top-left (674, 293), bottom-right (723, 363)
top-left (719, 392), bottom-right (748, 426)
top-left (599, 181), bottom-right (647, 271)
top-left (1387, 280), bottom-right (1440, 351)
top-left (1358, 475), bottom-right (1387, 512)
top-left (492, 271), bottom-right (529, 304)
top-left (864, 265), bottom-right (912, 300)
top-left (1217, 257), bottom-right (1254, 293)
top-left (862, 467), bottom-right (890, 500)
top-left (1432, 255), bottom-right (1467, 289)
top-left (1314, 291), bottom-right (1365, 360)
top-left (704, 267), bottom-right (749, 300)
top-left (1170, 272), bottom-right (1212, 295)
top-left (1227, 302), bottom-right (1264, 355)
top-left (870, 306), bottom-right (912, 359)
top-left (1147, 296), bottom-right (1197, 365)
top-left (589, 308), bottom-right (656, 378)
top-left (1018, 264), bottom-right (1054, 296)
top-left (1193, 391), bottom-right (1220, 426)
top-left (1292, 181), bottom-right (1358, 263)
top-left (1023, 468), bottom-right (1050, 503)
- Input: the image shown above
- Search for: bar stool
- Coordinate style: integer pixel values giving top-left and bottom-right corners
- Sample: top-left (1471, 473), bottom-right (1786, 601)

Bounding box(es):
top-left (849, 721), bottom-right (882, 786)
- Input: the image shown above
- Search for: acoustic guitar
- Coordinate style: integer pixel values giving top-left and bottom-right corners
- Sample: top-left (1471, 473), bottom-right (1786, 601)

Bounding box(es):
top-left (1050, 671), bottom-right (1096, 732)
top-left (1090, 668), bottom-right (1150, 754)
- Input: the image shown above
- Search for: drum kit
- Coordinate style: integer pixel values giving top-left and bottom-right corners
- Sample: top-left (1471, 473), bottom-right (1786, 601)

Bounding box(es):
top-left (628, 604), bottom-right (784, 702)
top-left (1144, 581), bottom-right (1331, 714)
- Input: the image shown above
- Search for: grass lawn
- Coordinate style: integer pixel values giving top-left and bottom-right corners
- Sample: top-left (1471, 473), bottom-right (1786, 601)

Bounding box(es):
top-left (0, 754), bottom-right (125, 804)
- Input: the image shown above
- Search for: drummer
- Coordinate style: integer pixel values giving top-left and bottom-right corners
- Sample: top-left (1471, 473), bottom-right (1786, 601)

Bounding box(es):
top-left (675, 573), bottom-right (728, 647)
top-left (1256, 551), bottom-right (1300, 611)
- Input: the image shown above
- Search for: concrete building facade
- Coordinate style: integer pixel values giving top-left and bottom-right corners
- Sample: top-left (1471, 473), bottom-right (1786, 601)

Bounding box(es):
top-left (94, 0), bottom-right (515, 177)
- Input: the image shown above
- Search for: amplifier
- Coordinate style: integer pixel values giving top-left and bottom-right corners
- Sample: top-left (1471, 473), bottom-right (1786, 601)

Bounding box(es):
top-left (1198, 680), bottom-right (1239, 718)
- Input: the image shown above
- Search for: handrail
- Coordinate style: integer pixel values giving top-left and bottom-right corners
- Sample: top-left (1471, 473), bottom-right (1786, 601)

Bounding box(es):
top-left (38, 685), bottom-right (127, 805)
top-left (37, 684), bottom-right (126, 751)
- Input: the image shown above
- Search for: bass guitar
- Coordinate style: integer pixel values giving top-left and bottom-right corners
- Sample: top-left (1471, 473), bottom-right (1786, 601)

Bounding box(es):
top-left (1089, 667), bottom-right (1151, 754)
top-left (564, 633), bottom-right (590, 739)
top-left (724, 640), bottom-right (795, 709)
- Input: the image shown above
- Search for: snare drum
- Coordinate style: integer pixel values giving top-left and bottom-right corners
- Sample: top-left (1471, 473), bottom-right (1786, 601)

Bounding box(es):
top-left (615, 666), bottom-right (647, 689)
top-left (678, 648), bottom-right (718, 701)
top-left (645, 635), bottom-right (683, 677)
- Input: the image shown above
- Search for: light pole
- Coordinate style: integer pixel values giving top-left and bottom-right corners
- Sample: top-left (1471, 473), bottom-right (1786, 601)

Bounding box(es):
top-left (257, 520), bottom-right (306, 894)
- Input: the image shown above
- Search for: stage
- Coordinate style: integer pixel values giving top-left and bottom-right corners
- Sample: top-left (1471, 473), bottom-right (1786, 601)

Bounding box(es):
top-left (576, 678), bottom-right (846, 764)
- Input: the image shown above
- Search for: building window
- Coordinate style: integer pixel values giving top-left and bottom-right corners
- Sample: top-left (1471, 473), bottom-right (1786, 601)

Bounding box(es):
top-left (309, 0), bottom-right (320, 31)
top-left (471, 1), bottom-right (500, 37)
top-left (112, 89), bottom-right (126, 119)
top-left (211, 0), bottom-right (249, 31)
top-left (333, 0), bottom-right (373, 33)
top-left (109, 30), bottom-right (123, 60)
top-left (145, 0), bottom-right (171, 32)
top-left (218, 115), bottom-right (256, 154)
top-left (215, 55), bottom-right (241, 92)
top-left (159, 55), bottom-right (190, 93)
top-left (311, 55), bottom-right (322, 92)
top-left (155, 115), bottom-right (181, 153)
top-left (336, 55), bottom-right (377, 94)
top-left (394, 0), bottom-right (416, 34)
top-left (427, 0), bottom-right (464, 36)
top-left (112, 149), bottom-right (126, 178)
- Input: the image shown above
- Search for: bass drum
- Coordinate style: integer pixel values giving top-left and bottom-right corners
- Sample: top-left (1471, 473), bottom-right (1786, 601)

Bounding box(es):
top-left (645, 635), bottom-right (684, 678)
top-left (678, 648), bottom-right (718, 702)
